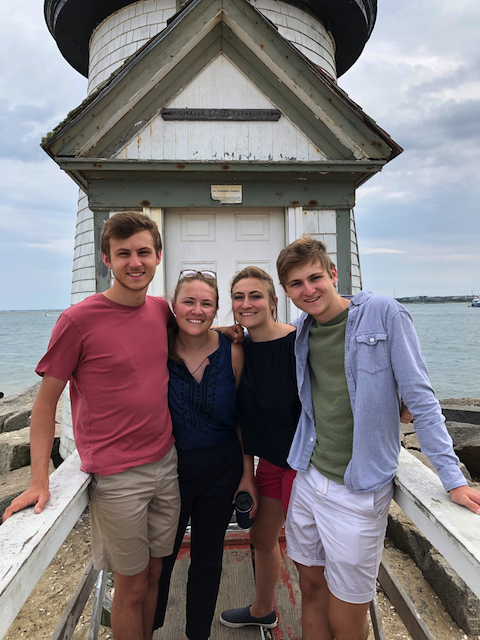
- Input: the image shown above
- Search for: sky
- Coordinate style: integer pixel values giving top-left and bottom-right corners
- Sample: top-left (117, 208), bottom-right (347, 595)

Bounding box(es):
top-left (0, 0), bottom-right (479, 309)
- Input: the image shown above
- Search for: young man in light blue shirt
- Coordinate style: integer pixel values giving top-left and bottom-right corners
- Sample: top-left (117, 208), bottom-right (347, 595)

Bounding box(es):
top-left (277, 235), bottom-right (480, 640)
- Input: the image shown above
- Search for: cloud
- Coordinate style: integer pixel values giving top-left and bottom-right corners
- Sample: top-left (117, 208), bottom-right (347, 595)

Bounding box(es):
top-left (0, 100), bottom-right (57, 162)
top-left (360, 248), bottom-right (404, 255)
top-left (24, 239), bottom-right (75, 257)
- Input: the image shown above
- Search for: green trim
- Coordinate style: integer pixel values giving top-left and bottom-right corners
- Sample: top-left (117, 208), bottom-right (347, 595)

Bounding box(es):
top-left (87, 179), bottom-right (355, 210)
top-left (336, 209), bottom-right (352, 295)
top-left (94, 211), bottom-right (110, 292)
top-left (57, 159), bottom-right (385, 174)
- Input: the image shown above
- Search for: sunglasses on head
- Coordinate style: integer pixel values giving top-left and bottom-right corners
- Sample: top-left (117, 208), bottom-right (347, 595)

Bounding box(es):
top-left (178, 269), bottom-right (217, 280)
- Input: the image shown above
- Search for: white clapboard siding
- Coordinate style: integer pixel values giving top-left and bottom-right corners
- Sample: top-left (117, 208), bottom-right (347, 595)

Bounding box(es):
top-left (115, 54), bottom-right (328, 162)
top-left (88, 0), bottom-right (177, 94)
top-left (301, 209), bottom-right (337, 260)
top-left (394, 448), bottom-right (480, 600)
top-left (0, 451), bottom-right (91, 638)
top-left (350, 210), bottom-right (362, 292)
top-left (249, 0), bottom-right (336, 78)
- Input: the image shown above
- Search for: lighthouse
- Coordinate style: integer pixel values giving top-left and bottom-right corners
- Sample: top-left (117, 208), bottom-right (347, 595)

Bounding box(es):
top-left (42, 0), bottom-right (402, 457)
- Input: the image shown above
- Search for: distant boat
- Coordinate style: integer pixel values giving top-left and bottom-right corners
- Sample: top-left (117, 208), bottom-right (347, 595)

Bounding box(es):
top-left (472, 295), bottom-right (480, 307)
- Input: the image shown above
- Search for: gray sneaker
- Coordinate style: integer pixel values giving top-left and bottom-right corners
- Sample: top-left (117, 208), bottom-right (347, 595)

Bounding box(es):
top-left (220, 605), bottom-right (278, 628)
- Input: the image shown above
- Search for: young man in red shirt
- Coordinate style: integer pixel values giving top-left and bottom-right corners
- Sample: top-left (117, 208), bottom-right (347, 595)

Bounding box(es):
top-left (4, 212), bottom-right (180, 640)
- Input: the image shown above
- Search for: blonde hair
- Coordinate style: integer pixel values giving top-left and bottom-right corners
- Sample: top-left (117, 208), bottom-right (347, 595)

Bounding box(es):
top-left (276, 235), bottom-right (335, 287)
top-left (230, 266), bottom-right (278, 322)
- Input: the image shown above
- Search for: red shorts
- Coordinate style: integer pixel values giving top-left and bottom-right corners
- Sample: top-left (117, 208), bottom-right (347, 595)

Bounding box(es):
top-left (255, 458), bottom-right (297, 512)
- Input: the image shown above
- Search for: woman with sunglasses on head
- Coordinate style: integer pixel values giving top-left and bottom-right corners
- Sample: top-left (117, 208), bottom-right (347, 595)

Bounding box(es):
top-left (219, 266), bottom-right (301, 631)
top-left (153, 270), bottom-right (256, 640)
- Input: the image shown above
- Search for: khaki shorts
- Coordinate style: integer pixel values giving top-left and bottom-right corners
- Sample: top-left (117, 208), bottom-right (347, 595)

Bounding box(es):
top-left (89, 445), bottom-right (180, 576)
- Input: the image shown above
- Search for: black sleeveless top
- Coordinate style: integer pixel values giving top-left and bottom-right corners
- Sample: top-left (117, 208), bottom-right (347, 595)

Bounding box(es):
top-left (237, 331), bottom-right (301, 468)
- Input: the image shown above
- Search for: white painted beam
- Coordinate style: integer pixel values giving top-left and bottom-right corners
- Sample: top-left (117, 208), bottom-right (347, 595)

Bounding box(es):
top-left (394, 448), bottom-right (480, 599)
top-left (0, 451), bottom-right (91, 639)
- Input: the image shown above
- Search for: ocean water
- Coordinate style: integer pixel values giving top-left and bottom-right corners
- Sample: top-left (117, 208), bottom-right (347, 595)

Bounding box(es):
top-left (0, 311), bottom-right (62, 397)
top-left (402, 303), bottom-right (480, 400)
top-left (0, 303), bottom-right (479, 399)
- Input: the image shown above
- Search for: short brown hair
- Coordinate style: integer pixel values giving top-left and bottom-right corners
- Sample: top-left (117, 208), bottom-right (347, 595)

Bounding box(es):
top-left (230, 266), bottom-right (278, 322)
top-left (277, 235), bottom-right (336, 286)
top-left (101, 212), bottom-right (162, 260)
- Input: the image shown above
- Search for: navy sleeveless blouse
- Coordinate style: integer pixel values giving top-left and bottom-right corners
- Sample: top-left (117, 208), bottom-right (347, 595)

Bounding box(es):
top-left (168, 333), bottom-right (238, 451)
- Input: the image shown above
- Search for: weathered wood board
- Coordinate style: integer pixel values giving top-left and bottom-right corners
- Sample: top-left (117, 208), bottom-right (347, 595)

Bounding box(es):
top-left (0, 451), bottom-right (90, 639)
top-left (270, 542), bottom-right (302, 639)
top-left (394, 448), bottom-right (480, 599)
top-left (153, 542), bottom-right (261, 639)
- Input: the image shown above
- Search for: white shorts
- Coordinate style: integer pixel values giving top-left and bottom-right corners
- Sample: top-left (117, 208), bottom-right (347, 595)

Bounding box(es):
top-left (285, 464), bottom-right (393, 604)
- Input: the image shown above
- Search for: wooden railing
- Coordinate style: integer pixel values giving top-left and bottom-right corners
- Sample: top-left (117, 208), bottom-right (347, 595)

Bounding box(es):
top-left (1, 448), bottom-right (479, 639)
top-left (0, 452), bottom-right (91, 639)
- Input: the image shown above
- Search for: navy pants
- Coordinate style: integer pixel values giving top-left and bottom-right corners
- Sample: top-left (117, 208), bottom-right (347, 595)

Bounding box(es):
top-left (153, 431), bottom-right (243, 640)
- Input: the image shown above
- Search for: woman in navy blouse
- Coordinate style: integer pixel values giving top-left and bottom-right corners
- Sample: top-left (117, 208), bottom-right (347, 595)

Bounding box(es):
top-left (153, 271), bottom-right (255, 640)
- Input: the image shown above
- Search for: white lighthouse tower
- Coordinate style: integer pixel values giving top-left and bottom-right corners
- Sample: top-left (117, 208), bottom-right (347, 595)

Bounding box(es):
top-left (42, 0), bottom-right (402, 457)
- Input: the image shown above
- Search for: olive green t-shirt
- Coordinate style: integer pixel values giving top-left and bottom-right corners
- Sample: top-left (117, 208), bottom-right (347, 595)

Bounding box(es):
top-left (308, 306), bottom-right (353, 483)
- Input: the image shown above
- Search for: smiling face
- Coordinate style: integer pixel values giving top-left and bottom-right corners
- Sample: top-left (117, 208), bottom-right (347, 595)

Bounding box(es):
top-left (173, 280), bottom-right (218, 336)
top-left (283, 261), bottom-right (346, 323)
top-left (231, 277), bottom-right (276, 329)
top-left (102, 230), bottom-right (161, 303)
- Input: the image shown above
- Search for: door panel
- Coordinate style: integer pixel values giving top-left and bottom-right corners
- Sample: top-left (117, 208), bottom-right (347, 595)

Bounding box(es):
top-left (165, 208), bottom-right (286, 324)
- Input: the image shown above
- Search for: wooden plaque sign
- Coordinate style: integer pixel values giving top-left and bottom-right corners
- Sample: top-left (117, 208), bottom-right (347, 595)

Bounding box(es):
top-left (161, 108), bottom-right (281, 121)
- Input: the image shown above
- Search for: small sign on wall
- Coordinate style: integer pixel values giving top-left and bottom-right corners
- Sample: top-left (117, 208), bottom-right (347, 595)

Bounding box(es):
top-left (162, 109), bottom-right (281, 121)
top-left (211, 185), bottom-right (243, 204)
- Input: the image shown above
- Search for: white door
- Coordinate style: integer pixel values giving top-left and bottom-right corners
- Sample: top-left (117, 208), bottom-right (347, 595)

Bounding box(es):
top-left (164, 207), bottom-right (286, 324)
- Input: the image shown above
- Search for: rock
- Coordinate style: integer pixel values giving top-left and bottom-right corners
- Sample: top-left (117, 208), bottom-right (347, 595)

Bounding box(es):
top-left (403, 432), bottom-right (420, 450)
top-left (2, 408), bottom-right (31, 433)
top-left (0, 425), bottom-right (62, 475)
top-left (441, 404), bottom-right (480, 426)
top-left (0, 428), bottom-right (31, 474)
top-left (0, 382), bottom-right (40, 411)
top-left (387, 502), bottom-right (480, 635)
top-left (422, 553), bottom-right (480, 634)
top-left (0, 383), bottom-right (40, 433)
top-left (446, 422), bottom-right (480, 478)
top-left (0, 411), bottom-right (15, 431)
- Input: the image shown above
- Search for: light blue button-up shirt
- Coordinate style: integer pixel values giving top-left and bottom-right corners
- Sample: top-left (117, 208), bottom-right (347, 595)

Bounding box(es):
top-left (288, 290), bottom-right (467, 494)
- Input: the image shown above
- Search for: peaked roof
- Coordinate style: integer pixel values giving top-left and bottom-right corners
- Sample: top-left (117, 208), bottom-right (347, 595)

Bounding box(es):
top-left (41, 0), bottom-right (401, 192)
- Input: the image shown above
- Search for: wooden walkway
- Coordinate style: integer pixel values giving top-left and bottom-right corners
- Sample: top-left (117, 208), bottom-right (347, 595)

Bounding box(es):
top-left (153, 530), bottom-right (302, 640)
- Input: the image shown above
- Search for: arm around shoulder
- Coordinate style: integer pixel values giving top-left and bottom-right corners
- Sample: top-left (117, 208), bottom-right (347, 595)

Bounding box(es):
top-left (2, 374), bottom-right (67, 522)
